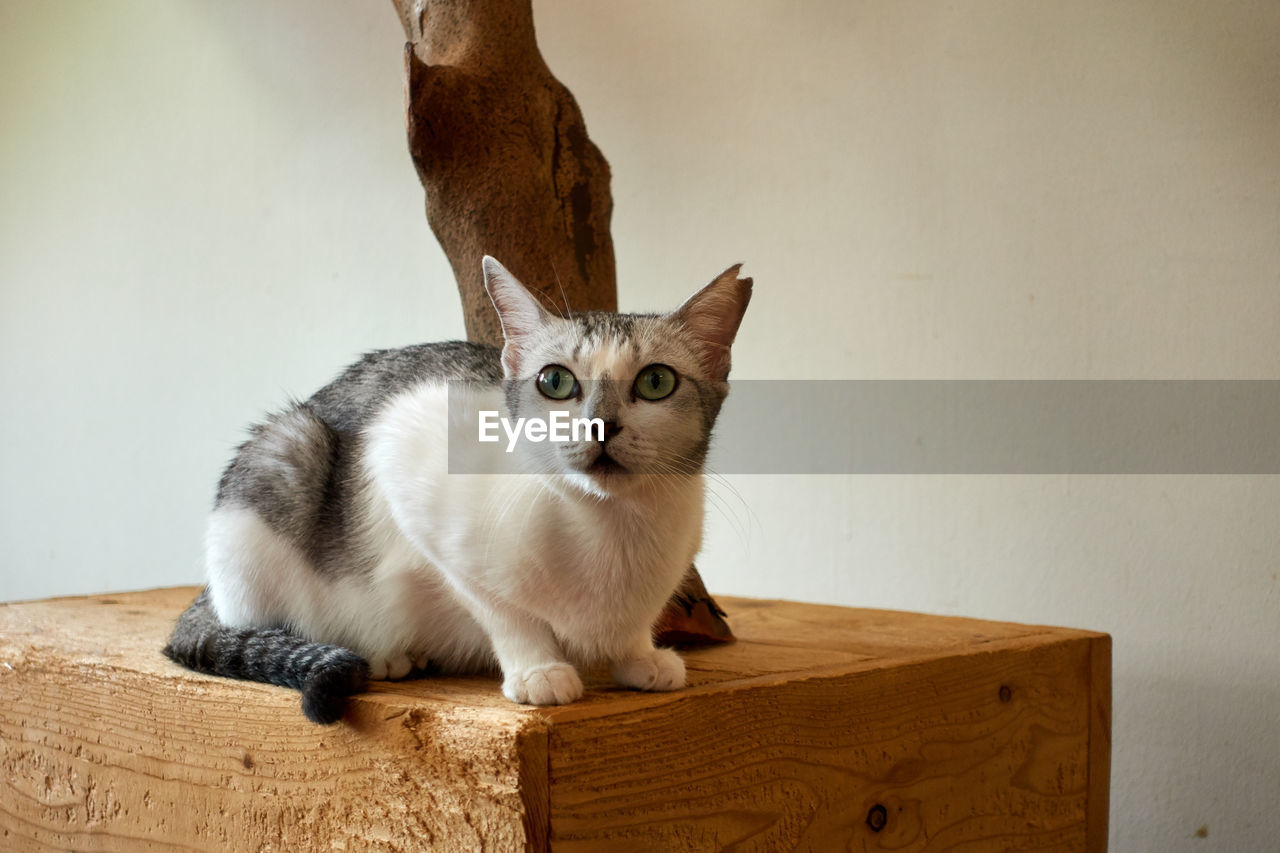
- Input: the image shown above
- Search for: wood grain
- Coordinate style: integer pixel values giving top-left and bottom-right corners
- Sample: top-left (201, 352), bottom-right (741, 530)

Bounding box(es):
top-left (0, 589), bottom-right (546, 851)
top-left (0, 588), bottom-right (1109, 851)
top-left (1085, 634), bottom-right (1112, 852)
top-left (544, 640), bottom-right (1102, 851)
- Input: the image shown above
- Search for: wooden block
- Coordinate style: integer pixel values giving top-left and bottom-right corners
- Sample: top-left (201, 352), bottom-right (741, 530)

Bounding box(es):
top-left (0, 588), bottom-right (1110, 851)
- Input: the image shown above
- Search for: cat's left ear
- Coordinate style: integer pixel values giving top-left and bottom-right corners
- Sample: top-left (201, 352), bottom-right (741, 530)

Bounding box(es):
top-left (483, 256), bottom-right (549, 375)
top-left (673, 264), bottom-right (753, 381)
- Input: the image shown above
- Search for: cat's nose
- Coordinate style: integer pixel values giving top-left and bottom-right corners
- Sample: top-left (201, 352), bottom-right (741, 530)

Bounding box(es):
top-left (602, 421), bottom-right (622, 441)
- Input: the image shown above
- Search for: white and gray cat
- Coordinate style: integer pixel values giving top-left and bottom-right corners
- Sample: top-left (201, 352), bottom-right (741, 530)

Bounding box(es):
top-left (164, 257), bottom-right (751, 723)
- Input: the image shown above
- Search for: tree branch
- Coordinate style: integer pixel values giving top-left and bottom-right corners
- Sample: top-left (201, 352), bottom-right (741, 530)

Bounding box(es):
top-left (395, 0), bottom-right (615, 343)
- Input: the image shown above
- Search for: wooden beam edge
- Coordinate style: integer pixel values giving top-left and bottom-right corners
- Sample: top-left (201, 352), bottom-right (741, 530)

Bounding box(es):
top-left (1086, 633), bottom-right (1113, 852)
top-left (516, 717), bottom-right (551, 852)
top-left (718, 595), bottom-right (1111, 640)
top-left (535, 633), bottom-right (1104, 727)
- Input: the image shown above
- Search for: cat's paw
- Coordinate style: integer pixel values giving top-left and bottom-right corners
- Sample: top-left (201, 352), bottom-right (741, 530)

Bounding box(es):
top-left (502, 662), bottom-right (583, 705)
top-left (611, 648), bottom-right (686, 692)
top-left (367, 653), bottom-right (415, 681)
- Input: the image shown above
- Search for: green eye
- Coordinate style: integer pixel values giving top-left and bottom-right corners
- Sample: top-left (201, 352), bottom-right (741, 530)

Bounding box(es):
top-left (634, 364), bottom-right (677, 401)
top-left (536, 365), bottom-right (578, 400)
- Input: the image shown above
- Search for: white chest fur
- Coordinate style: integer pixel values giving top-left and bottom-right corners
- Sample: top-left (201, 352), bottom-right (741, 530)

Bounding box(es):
top-left (360, 381), bottom-right (703, 663)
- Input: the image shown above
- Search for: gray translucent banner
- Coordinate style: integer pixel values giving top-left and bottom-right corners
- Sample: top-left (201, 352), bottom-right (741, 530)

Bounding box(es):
top-left (448, 381), bottom-right (1280, 474)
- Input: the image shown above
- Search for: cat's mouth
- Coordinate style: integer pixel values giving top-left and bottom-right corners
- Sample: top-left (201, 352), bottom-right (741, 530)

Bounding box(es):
top-left (587, 450), bottom-right (627, 477)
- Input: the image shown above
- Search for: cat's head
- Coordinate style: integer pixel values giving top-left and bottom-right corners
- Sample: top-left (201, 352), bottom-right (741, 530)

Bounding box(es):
top-left (483, 256), bottom-right (751, 498)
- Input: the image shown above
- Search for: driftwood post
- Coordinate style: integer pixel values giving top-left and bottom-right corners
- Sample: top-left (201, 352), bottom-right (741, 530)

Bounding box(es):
top-left (391, 0), bottom-right (731, 643)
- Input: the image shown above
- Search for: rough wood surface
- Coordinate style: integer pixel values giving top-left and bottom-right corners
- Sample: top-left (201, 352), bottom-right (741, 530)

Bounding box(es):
top-left (0, 589), bottom-right (1110, 851)
top-left (0, 589), bottom-right (542, 851)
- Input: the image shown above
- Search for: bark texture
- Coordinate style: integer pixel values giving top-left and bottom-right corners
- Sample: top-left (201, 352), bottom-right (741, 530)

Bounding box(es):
top-left (392, 0), bottom-right (731, 644)
top-left (397, 0), bottom-right (615, 344)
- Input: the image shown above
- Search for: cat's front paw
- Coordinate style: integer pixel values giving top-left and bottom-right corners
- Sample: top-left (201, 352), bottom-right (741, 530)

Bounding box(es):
top-left (503, 662), bottom-right (583, 705)
top-left (367, 653), bottom-right (415, 681)
top-left (611, 648), bottom-right (686, 692)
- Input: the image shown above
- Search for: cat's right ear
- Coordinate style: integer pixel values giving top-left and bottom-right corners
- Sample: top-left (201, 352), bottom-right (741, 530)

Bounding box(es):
top-left (483, 256), bottom-right (548, 375)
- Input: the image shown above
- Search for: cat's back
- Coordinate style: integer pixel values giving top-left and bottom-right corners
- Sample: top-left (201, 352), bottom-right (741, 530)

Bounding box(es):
top-left (308, 340), bottom-right (502, 432)
top-left (214, 340), bottom-right (500, 515)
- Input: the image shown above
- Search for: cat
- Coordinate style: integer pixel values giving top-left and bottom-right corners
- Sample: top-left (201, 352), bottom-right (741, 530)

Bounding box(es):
top-left (164, 256), bottom-right (752, 723)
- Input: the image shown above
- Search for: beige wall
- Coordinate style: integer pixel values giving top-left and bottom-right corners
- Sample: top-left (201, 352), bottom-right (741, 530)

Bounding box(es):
top-left (3, 1), bottom-right (1278, 848)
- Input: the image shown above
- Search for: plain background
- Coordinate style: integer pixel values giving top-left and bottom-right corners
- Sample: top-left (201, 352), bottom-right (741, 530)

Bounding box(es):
top-left (2, 1), bottom-right (1278, 848)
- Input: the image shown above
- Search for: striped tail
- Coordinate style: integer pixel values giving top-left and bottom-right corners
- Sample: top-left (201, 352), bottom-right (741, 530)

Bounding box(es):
top-left (162, 589), bottom-right (369, 724)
